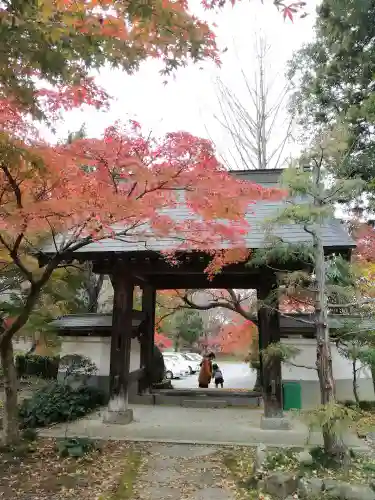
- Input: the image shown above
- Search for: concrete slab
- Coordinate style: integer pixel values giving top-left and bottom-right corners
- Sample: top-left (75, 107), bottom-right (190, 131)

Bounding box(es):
top-left (102, 408), bottom-right (133, 424)
top-left (39, 405), bottom-right (367, 450)
top-left (137, 485), bottom-right (181, 500)
top-left (141, 466), bottom-right (182, 484)
top-left (150, 444), bottom-right (216, 458)
top-left (260, 416), bottom-right (292, 430)
top-left (189, 487), bottom-right (235, 500)
top-left (133, 443), bottom-right (235, 500)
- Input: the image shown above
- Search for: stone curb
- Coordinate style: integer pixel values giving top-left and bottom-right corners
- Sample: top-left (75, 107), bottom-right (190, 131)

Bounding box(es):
top-left (37, 432), bottom-right (371, 452)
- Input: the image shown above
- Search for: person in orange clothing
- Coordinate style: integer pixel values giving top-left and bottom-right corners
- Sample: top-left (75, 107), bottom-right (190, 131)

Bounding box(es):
top-left (198, 352), bottom-right (215, 388)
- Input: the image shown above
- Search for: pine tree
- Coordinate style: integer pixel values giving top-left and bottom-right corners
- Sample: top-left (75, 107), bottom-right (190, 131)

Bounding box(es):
top-left (250, 127), bottom-right (365, 455)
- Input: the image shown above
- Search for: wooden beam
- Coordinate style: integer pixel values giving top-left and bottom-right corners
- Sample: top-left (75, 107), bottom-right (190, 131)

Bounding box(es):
top-left (139, 285), bottom-right (156, 394)
top-left (88, 246), bottom-right (353, 275)
top-left (257, 275), bottom-right (283, 418)
top-left (108, 260), bottom-right (134, 411)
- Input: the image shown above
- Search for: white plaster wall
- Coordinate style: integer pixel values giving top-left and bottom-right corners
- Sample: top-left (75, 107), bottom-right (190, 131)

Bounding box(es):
top-left (12, 337), bottom-right (33, 353)
top-left (281, 338), bottom-right (375, 406)
top-left (281, 338), bottom-right (371, 381)
top-left (59, 336), bottom-right (141, 376)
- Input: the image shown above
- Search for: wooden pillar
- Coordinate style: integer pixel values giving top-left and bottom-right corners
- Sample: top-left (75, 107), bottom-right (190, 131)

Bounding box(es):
top-left (257, 274), bottom-right (286, 425)
top-left (104, 261), bottom-right (134, 424)
top-left (139, 285), bottom-right (156, 393)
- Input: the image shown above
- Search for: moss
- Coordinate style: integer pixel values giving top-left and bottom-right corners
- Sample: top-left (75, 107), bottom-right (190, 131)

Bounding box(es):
top-left (107, 451), bottom-right (141, 500)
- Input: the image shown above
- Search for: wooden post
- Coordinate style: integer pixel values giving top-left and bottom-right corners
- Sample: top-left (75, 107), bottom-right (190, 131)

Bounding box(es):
top-left (257, 274), bottom-right (290, 429)
top-left (140, 285), bottom-right (156, 393)
top-left (104, 261), bottom-right (134, 424)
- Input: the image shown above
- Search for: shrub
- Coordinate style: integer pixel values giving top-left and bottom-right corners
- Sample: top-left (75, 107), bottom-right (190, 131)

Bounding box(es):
top-left (358, 400), bottom-right (375, 411)
top-left (149, 345), bottom-right (165, 384)
top-left (59, 354), bottom-right (98, 384)
top-left (21, 428), bottom-right (38, 442)
top-left (19, 381), bottom-right (106, 428)
top-left (56, 437), bottom-right (100, 458)
top-left (340, 400), bottom-right (375, 411)
top-left (16, 354), bottom-right (59, 379)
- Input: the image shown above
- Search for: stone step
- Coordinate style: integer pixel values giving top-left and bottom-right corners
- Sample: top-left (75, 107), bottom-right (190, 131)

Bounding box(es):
top-left (131, 393), bottom-right (262, 408)
top-left (181, 399), bottom-right (228, 408)
top-left (156, 389), bottom-right (262, 399)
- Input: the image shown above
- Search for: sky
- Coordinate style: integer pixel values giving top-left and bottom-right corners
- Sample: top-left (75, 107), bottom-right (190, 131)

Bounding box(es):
top-left (53, 0), bottom-right (319, 167)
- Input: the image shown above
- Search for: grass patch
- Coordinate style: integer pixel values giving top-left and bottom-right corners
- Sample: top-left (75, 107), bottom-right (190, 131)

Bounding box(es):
top-left (106, 451), bottom-right (141, 500)
top-left (0, 438), bottom-right (143, 500)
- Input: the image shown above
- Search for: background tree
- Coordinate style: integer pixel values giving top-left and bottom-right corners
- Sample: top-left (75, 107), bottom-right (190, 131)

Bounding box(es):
top-left (288, 0), bottom-right (375, 212)
top-left (214, 317), bottom-right (256, 355)
top-left (177, 288), bottom-right (261, 384)
top-left (172, 310), bottom-right (203, 351)
top-left (214, 33), bottom-right (293, 170)
top-left (249, 127), bottom-right (367, 456)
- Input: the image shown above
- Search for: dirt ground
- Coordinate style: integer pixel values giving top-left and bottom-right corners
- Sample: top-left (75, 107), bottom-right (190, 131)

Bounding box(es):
top-left (0, 439), bottom-right (142, 500)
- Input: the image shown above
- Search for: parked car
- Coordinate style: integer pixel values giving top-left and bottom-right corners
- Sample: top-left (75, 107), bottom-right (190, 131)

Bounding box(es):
top-left (163, 352), bottom-right (190, 376)
top-left (180, 353), bottom-right (201, 374)
top-left (163, 357), bottom-right (185, 380)
top-left (186, 352), bottom-right (203, 363)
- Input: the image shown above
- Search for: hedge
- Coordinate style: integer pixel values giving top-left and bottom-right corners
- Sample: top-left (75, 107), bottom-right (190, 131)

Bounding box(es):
top-left (19, 382), bottom-right (106, 428)
top-left (15, 354), bottom-right (59, 379)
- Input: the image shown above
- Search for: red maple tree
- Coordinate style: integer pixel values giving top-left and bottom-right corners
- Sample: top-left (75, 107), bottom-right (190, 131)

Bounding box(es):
top-left (0, 79), bottom-right (284, 443)
top-left (1, 0), bottom-right (301, 115)
top-left (154, 331), bottom-right (173, 350)
top-left (353, 223), bottom-right (375, 263)
top-left (211, 317), bottom-right (256, 355)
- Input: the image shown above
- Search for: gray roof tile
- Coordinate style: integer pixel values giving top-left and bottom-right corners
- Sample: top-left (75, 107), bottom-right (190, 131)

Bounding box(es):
top-left (50, 312), bottom-right (143, 330)
top-left (40, 169), bottom-right (355, 256)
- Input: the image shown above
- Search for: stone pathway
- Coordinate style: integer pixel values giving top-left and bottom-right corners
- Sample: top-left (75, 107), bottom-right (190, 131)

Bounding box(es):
top-left (132, 444), bottom-right (235, 500)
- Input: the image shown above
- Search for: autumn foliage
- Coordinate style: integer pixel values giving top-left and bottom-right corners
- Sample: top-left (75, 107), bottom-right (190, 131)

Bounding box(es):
top-left (0, 78), bottom-right (285, 346)
top-left (211, 317), bottom-right (256, 355)
top-left (154, 331), bottom-right (173, 350)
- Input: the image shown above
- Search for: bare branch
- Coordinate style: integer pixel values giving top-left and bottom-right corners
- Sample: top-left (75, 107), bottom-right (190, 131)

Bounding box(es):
top-left (213, 33), bottom-right (292, 170)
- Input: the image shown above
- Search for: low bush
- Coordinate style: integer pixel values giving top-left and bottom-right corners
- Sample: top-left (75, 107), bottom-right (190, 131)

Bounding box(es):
top-left (19, 381), bottom-right (106, 428)
top-left (15, 354), bottom-right (59, 379)
top-left (59, 354), bottom-right (97, 383)
top-left (151, 345), bottom-right (166, 384)
top-left (358, 400), bottom-right (375, 411)
top-left (340, 400), bottom-right (375, 411)
top-left (55, 437), bottom-right (100, 458)
top-left (21, 428), bottom-right (38, 442)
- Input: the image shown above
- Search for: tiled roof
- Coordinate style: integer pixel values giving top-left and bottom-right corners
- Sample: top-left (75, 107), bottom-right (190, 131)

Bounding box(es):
top-left (50, 312), bottom-right (144, 330)
top-left (41, 169), bottom-right (355, 256)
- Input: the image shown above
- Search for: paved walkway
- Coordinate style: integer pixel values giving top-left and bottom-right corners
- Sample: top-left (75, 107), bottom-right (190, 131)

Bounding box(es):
top-left (133, 443), bottom-right (235, 500)
top-left (40, 405), bottom-right (366, 449)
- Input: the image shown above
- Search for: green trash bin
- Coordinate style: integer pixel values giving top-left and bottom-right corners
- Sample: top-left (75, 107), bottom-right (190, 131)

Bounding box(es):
top-left (283, 381), bottom-right (302, 410)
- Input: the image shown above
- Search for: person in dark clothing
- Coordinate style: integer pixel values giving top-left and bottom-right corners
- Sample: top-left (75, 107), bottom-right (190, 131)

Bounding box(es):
top-left (212, 363), bottom-right (224, 388)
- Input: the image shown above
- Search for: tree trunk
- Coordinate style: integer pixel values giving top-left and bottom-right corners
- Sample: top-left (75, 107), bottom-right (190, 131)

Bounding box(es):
top-left (258, 277), bottom-right (283, 418)
top-left (253, 367), bottom-right (262, 392)
top-left (352, 360), bottom-right (359, 404)
top-left (174, 334), bottom-right (180, 352)
top-left (0, 338), bottom-right (20, 445)
top-left (370, 364), bottom-right (375, 398)
top-left (313, 166), bottom-right (337, 455)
